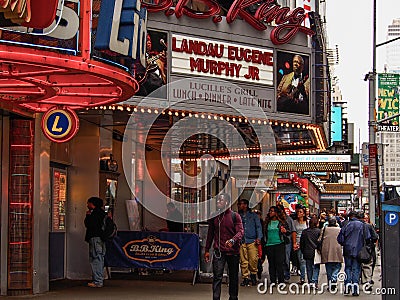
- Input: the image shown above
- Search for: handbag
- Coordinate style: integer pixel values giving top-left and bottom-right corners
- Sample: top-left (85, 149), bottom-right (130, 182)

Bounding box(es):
top-left (357, 224), bottom-right (372, 263)
top-left (314, 249), bottom-right (322, 264)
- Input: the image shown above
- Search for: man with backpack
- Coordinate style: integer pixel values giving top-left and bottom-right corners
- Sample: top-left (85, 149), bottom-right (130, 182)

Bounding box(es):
top-left (84, 196), bottom-right (108, 288)
top-left (204, 193), bottom-right (244, 300)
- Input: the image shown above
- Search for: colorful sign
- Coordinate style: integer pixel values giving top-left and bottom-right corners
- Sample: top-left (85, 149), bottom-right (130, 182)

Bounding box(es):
top-left (105, 231), bottom-right (199, 270)
top-left (41, 107), bottom-right (79, 143)
top-left (171, 34), bottom-right (273, 85)
top-left (276, 193), bottom-right (307, 213)
top-left (377, 73), bottom-right (400, 132)
top-left (143, 0), bottom-right (314, 45)
top-left (276, 51), bottom-right (310, 115)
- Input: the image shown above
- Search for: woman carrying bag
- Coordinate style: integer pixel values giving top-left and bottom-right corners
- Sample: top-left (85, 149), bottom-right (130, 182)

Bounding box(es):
top-left (319, 216), bottom-right (343, 291)
top-left (264, 206), bottom-right (291, 284)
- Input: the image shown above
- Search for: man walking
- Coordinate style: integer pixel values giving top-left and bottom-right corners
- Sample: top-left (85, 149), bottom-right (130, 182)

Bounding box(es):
top-left (85, 196), bottom-right (107, 288)
top-left (237, 199), bottom-right (263, 286)
top-left (205, 193), bottom-right (244, 300)
top-left (337, 210), bottom-right (371, 296)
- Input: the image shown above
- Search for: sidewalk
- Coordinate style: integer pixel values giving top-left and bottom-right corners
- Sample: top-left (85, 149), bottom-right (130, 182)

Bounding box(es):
top-left (1, 261), bottom-right (383, 299)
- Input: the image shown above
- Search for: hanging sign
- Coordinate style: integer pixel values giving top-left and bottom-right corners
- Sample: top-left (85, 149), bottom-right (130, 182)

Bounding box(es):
top-left (41, 107), bottom-right (79, 143)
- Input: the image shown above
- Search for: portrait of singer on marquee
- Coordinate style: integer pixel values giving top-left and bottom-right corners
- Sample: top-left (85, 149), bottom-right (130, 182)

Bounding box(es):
top-left (276, 51), bottom-right (310, 115)
top-left (132, 30), bottom-right (168, 97)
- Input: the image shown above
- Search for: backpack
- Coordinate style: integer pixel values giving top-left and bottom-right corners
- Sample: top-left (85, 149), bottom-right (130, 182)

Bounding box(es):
top-left (101, 215), bottom-right (117, 241)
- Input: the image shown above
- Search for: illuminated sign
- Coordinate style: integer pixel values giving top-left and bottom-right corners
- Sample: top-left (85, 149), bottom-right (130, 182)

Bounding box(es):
top-left (377, 73), bottom-right (400, 132)
top-left (260, 154), bottom-right (351, 163)
top-left (172, 34), bottom-right (273, 85)
top-left (41, 107), bottom-right (79, 143)
top-left (143, 0), bottom-right (314, 45)
top-left (95, 0), bottom-right (147, 67)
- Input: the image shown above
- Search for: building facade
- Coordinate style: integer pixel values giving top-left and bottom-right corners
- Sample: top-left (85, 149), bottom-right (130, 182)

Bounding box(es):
top-left (0, 0), bottom-right (331, 295)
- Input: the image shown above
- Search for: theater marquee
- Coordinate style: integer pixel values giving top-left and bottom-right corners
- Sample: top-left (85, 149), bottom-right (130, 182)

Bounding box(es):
top-left (171, 34), bottom-right (274, 85)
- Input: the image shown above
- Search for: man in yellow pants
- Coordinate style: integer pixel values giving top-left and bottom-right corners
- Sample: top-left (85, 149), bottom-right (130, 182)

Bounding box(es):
top-left (238, 199), bottom-right (263, 286)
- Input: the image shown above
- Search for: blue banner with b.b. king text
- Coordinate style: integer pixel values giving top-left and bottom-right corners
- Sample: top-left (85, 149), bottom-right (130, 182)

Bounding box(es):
top-left (105, 231), bottom-right (199, 270)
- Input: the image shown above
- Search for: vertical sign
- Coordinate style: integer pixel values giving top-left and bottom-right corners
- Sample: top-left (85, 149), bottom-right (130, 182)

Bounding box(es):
top-left (52, 169), bottom-right (67, 231)
top-left (377, 73), bottom-right (400, 131)
top-left (369, 144), bottom-right (378, 195)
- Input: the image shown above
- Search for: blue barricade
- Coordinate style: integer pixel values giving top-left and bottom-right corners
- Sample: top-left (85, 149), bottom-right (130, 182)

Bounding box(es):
top-left (105, 231), bottom-right (199, 270)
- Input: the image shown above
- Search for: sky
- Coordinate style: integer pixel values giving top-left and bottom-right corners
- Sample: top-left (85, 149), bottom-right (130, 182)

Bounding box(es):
top-left (325, 0), bottom-right (399, 151)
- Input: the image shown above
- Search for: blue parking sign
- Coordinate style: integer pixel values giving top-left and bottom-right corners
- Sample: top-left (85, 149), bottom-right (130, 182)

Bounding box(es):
top-left (385, 212), bottom-right (399, 226)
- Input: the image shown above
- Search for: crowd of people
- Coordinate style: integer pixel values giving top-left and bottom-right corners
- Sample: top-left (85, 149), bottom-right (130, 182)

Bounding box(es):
top-left (204, 198), bottom-right (379, 299)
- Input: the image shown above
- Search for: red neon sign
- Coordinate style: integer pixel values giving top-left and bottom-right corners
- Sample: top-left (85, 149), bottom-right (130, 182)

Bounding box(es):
top-left (143, 0), bottom-right (314, 45)
top-left (21, 0), bottom-right (59, 29)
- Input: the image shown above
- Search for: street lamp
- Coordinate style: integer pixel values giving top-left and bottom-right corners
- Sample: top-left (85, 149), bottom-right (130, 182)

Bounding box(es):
top-left (367, 0), bottom-right (377, 225)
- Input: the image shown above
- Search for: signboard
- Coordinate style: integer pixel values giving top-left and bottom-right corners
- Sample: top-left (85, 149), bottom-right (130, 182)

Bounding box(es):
top-left (143, 0), bottom-right (314, 45)
top-left (0, 0), bottom-right (79, 51)
top-left (276, 51), bottom-right (310, 115)
top-left (105, 231), bottom-right (199, 270)
top-left (331, 106), bottom-right (343, 143)
top-left (51, 168), bottom-right (67, 231)
top-left (168, 76), bottom-right (274, 115)
top-left (369, 144), bottom-right (379, 195)
top-left (320, 194), bottom-right (352, 201)
top-left (377, 73), bottom-right (400, 131)
top-left (41, 107), bottom-right (79, 143)
top-left (276, 193), bottom-right (307, 212)
top-left (260, 154), bottom-right (351, 163)
top-left (361, 142), bottom-right (383, 166)
top-left (236, 178), bottom-right (277, 189)
top-left (171, 34), bottom-right (273, 85)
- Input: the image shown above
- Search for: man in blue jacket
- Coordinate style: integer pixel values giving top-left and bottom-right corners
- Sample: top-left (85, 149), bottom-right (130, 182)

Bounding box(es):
top-left (337, 210), bottom-right (371, 296)
top-left (238, 199), bottom-right (263, 286)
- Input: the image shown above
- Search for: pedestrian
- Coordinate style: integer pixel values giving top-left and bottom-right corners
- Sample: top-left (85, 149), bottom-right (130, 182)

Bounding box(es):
top-left (318, 212), bottom-right (327, 229)
top-left (319, 216), bottom-right (343, 291)
top-left (84, 196), bottom-right (107, 288)
top-left (300, 216), bottom-right (321, 288)
top-left (253, 209), bottom-right (266, 280)
top-left (237, 199), bottom-right (263, 287)
top-left (292, 207), bottom-right (308, 284)
top-left (337, 210), bottom-right (371, 296)
top-left (361, 213), bottom-right (379, 291)
top-left (204, 193), bottom-right (244, 300)
top-left (277, 203), bottom-right (295, 282)
top-left (166, 202), bottom-right (184, 232)
top-left (264, 206), bottom-right (291, 284)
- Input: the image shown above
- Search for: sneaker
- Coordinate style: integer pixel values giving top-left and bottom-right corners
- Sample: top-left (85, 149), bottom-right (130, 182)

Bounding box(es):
top-left (87, 282), bottom-right (103, 288)
top-left (240, 278), bottom-right (250, 286)
top-left (297, 279), bottom-right (305, 285)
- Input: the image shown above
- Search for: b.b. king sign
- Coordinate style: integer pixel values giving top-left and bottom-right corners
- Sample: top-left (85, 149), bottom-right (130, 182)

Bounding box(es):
top-left (171, 34), bottom-right (273, 85)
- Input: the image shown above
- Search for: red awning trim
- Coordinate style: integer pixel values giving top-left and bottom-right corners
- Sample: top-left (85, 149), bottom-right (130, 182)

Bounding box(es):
top-left (0, 45), bottom-right (138, 112)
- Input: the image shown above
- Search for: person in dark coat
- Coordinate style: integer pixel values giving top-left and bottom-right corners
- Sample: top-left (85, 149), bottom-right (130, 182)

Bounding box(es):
top-left (361, 213), bottom-right (379, 290)
top-left (204, 193), bottom-right (244, 300)
top-left (337, 210), bottom-right (371, 296)
top-left (166, 202), bottom-right (184, 232)
top-left (300, 216), bottom-right (321, 287)
top-left (84, 197), bottom-right (107, 288)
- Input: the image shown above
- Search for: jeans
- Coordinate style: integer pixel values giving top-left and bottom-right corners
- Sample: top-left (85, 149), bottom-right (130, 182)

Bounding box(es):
top-left (325, 262), bottom-right (341, 283)
top-left (305, 259), bottom-right (320, 284)
top-left (344, 256), bottom-right (361, 293)
top-left (296, 250), bottom-right (306, 281)
top-left (212, 252), bottom-right (240, 300)
top-left (89, 237), bottom-right (106, 286)
top-left (283, 242), bottom-right (292, 280)
top-left (265, 243), bottom-right (285, 284)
